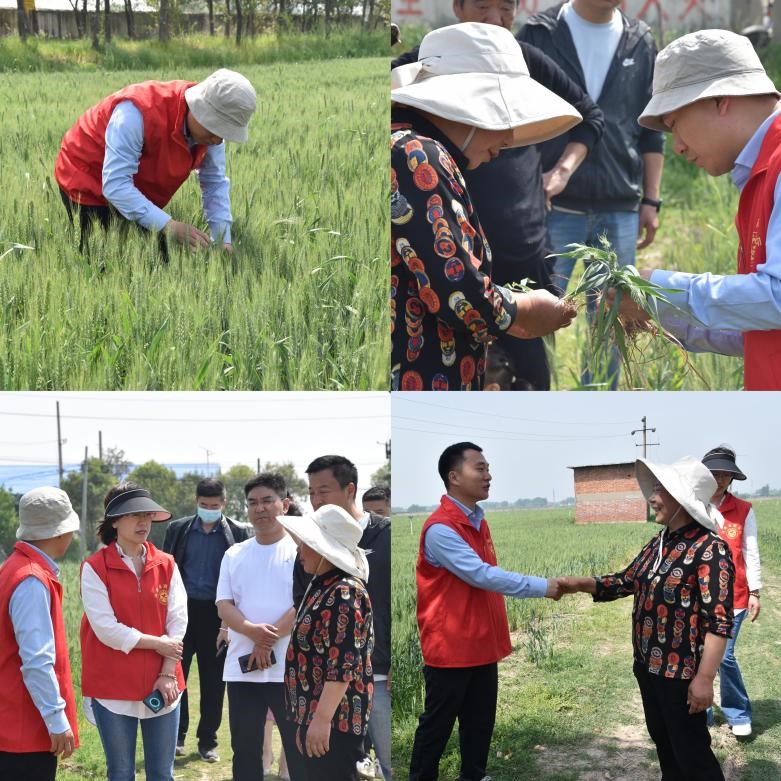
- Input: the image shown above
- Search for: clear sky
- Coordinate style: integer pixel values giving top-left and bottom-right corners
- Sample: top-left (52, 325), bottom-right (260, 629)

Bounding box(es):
top-left (392, 392), bottom-right (777, 507)
top-left (0, 392), bottom-right (390, 496)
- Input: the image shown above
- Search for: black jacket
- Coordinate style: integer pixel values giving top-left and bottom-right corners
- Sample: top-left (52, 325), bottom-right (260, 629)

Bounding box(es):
top-left (519, 4), bottom-right (664, 212)
top-left (293, 512), bottom-right (391, 675)
top-left (163, 514), bottom-right (251, 588)
top-left (392, 41), bottom-right (603, 289)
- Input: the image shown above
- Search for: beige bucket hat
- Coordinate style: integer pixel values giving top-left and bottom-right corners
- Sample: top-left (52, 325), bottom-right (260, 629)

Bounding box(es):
top-left (17, 486), bottom-right (80, 541)
top-left (391, 22), bottom-right (582, 147)
top-left (185, 68), bottom-right (257, 143)
top-left (635, 457), bottom-right (723, 533)
top-left (277, 504), bottom-right (369, 581)
top-left (639, 29), bottom-right (779, 132)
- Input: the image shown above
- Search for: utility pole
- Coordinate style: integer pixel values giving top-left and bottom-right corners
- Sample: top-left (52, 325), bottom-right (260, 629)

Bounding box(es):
top-left (80, 447), bottom-right (88, 560)
top-left (56, 401), bottom-right (64, 487)
top-left (631, 415), bottom-right (659, 459)
top-left (98, 430), bottom-right (103, 461)
top-left (631, 416), bottom-right (659, 522)
top-left (256, 458), bottom-right (261, 473)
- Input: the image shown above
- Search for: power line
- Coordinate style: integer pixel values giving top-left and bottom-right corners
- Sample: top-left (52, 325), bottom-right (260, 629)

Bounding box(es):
top-left (394, 396), bottom-right (637, 427)
top-left (0, 411), bottom-right (387, 424)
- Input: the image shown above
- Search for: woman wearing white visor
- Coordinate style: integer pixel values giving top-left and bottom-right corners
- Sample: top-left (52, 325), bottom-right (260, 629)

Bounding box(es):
top-left (560, 457), bottom-right (734, 781)
top-left (391, 22), bottom-right (581, 391)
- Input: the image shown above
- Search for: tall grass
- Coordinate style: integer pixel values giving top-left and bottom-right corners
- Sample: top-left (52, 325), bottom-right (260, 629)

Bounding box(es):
top-left (0, 29), bottom-right (389, 72)
top-left (0, 58), bottom-right (387, 389)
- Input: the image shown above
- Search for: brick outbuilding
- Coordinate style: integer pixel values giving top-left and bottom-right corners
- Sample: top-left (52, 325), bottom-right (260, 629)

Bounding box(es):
top-left (568, 462), bottom-right (647, 524)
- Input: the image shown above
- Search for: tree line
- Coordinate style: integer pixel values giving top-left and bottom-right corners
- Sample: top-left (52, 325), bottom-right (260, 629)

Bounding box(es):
top-left (15, 0), bottom-right (389, 45)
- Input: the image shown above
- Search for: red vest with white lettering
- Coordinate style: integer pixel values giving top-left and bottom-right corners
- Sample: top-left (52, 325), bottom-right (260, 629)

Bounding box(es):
top-left (735, 113), bottom-right (781, 389)
top-left (717, 492), bottom-right (752, 610)
top-left (0, 542), bottom-right (79, 752)
top-left (416, 496), bottom-right (511, 667)
top-left (55, 80), bottom-right (208, 208)
top-left (80, 541), bottom-right (185, 699)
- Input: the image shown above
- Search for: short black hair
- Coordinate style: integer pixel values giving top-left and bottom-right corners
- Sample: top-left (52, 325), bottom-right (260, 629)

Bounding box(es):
top-left (97, 482), bottom-right (140, 545)
top-left (196, 477), bottom-right (226, 499)
top-left (285, 495), bottom-right (304, 516)
top-left (244, 472), bottom-right (287, 499)
top-left (438, 442), bottom-right (482, 489)
top-left (305, 455), bottom-right (358, 489)
top-left (362, 485), bottom-right (390, 502)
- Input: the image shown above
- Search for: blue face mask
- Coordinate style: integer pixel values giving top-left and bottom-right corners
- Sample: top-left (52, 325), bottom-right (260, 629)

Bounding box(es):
top-left (197, 506), bottom-right (222, 523)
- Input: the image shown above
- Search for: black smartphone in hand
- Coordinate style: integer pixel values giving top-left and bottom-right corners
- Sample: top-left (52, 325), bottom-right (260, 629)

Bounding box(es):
top-left (238, 650), bottom-right (276, 673)
top-left (216, 640), bottom-right (227, 659)
top-left (143, 690), bottom-right (165, 713)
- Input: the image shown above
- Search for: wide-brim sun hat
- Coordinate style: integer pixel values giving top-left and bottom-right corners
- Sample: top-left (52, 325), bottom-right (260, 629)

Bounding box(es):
top-left (17, 486), bottom-right (81, 541)
top-left (635, 457), bottom-right (722, 533)
top-left (105, 488), bottom-right (171, 523)
top-left (277, 503), bottom-right (369, 581)
top-left (185, 68), bottom-right (257, 143)
top-left (639, 29), bottom-right (780, 132)
top-left (701, 444), bottom-right (747, 481)
top-left (391, 22), bottom-right (582, 147)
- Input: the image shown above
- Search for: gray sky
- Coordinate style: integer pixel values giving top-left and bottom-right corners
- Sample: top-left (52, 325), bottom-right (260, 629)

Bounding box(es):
top-left (392, 392), bottom-right (777, 507)
top-left (0, 392), bottom-right (390, 496)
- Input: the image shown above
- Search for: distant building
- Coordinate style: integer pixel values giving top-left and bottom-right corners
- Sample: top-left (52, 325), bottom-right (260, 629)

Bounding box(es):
top-left (567, 462), bottom-right (647, 524)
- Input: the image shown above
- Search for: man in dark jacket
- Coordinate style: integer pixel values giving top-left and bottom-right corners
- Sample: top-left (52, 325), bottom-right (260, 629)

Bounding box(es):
top-left (163, 477), bottom-right (250, 763)
top-left (294, 455), bottom-right (391, 781)
top-left (392, 0), bottom-right (604, 390)
top-left (519, 0), bottom-right (665, 387)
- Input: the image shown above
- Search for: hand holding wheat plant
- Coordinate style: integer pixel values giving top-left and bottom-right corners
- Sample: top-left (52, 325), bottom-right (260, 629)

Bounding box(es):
top-left (555, 236), bottom-right (703, 389)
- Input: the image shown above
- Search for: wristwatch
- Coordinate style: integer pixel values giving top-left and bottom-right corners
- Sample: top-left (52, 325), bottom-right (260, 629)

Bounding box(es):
top-left (641, 196), bottom-right (663, 211)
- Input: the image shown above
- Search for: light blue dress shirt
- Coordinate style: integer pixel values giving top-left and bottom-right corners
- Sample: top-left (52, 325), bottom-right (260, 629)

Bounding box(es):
top-left (9, 542), bottom-right (70, 735)
top-left (423, 496), bottom-right (548, 599)
top-left (652, 108), bottom-right (781, 355)
top-left (102, 100), bottom-right (232, 243)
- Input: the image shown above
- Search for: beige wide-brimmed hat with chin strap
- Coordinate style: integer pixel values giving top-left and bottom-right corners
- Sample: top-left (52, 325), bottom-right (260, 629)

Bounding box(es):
top-left (392, 22), bottom-right (582, 147)
top-left (635, 457), bottom-right (723, 533)
top-left (639, 29), bottom-right (780, 133)
top-left (277, 504), bottom-right (369, 581)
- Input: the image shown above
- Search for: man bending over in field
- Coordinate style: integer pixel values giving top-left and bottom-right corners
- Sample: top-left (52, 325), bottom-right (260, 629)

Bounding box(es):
top-left (55, 69), bottom-right (256, 259)
top-left (409, 442), bottom-right (563, 781)
top-left (617, 30), bottom-right (781, 390)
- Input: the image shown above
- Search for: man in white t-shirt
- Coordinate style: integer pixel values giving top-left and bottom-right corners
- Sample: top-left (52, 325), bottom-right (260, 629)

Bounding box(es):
top-left (216, 472), bottom-right (304, 781)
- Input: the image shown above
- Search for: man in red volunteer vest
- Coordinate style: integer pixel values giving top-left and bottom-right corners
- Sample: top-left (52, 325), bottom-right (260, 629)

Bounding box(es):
top-left (0, 486), bottom-right (80, 781)
top-left (410, 442), bottom-right (563, 781)
top-left (702, 445), bottom-right (762, 737)
top-left (616, 30), bottom-right (781, 390)
top-left (55, 68), bottom-right (256, 257)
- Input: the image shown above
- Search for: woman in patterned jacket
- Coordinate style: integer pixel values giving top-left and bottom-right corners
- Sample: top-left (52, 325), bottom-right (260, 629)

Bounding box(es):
top-left (391, 22), bottom-right (580, 391)
top-left (277, 504), bottom-right (373, 781)
top-left (560, 457), bottom-right (734, 781)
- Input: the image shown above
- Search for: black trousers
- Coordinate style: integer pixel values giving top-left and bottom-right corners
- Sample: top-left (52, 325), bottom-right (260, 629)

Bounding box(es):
top-left (0, 750), bottom-right (57, 781)
top-left (59, 187), bottom-right (169, 261)
top-left (178, 598), bottom-right (226, 751)
top-left (634, 662), bottom-right (725, 781)
top-left (409, 663), bottom-right (498, 781)
top-left (298, 726), bottom-right (367, 781)
top-left (227, 681), bottom-right (306, 781)
top-left (493, 333), bottom-right (551, 391)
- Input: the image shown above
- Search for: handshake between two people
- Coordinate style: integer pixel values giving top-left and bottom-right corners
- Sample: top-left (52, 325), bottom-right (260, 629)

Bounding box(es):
top-left (543, 576), bottom-right (597, 601)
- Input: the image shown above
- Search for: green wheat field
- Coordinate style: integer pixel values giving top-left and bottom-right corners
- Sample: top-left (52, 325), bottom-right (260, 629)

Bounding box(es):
top-left (0, 57), bottom-right (387, 390)
top-left (392, 502), bottom-right (781, 780)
